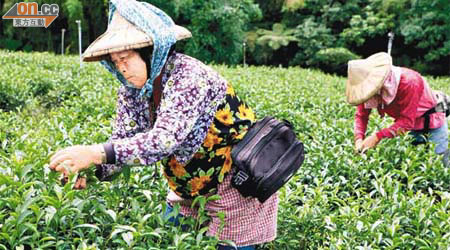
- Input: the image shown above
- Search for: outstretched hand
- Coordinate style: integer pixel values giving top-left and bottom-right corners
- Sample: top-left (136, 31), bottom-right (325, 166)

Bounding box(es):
top-left (355, 139), bottom-right (364, 153)
top-left (49, 144), bottom-right (104, 176)
top-left (61, 175), bottom-right (87, 190)
top-left (360, 134), bottom-right (380, 153)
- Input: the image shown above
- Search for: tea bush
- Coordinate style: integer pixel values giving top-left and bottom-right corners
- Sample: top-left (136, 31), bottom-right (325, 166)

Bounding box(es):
top-left (0, 50), bottom-right (449, 249)
top-left (312, 47), bottom-right (361, 76)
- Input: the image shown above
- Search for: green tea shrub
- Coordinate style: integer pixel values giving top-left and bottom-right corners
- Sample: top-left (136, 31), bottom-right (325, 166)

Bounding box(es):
top-left (312, 47), bottom-right (361, 76)
top-left (0, 50), bottom-right (449, 249)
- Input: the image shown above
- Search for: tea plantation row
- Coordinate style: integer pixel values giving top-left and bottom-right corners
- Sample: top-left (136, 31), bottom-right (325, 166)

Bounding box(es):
top-left (0, 50), bottom-right (449, 249)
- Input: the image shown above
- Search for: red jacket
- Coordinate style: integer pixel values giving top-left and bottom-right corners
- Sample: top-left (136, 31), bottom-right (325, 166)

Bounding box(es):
top-left (354, 67), bottom-right (446, 141)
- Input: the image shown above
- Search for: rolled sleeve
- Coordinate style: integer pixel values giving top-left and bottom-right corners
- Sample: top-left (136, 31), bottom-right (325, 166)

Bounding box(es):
top-left (354, 104), bottom-right (371, 140)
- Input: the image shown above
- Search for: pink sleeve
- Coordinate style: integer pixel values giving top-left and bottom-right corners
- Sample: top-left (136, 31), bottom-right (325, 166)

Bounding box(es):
top-left (376, 79), bottom-right (424, 140)
top-left (354, 104), bottom-right (371, 140)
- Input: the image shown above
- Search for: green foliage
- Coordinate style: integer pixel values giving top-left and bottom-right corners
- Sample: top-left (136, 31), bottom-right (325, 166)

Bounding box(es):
top-left (0, 50), bottom-right (82, 111)
top-left (144, 0), bottom-right (180, 20)
top-left (0, 0), bottom-right (107, 54)
top-left (253, 23), bottom-right (297, 51)
top-left (0, 38), bottom-right (22, 51)
top-left (397, 0), bottom-right (450, 73)
top-left (340, 6), bottom-right (394, 47)
top-left (312, 47), bottom-right (361, 76)
top-left (282, 0), bottom-right (305, 12)
top-left (1, 0), bottom-right (449, 75)
top-left (63, 0), bottom-right (83, 20)
top-left (0, 83), bottom-right (26, 112)
top-left (338, 0), bottom-right (450, 75)
top-left (246, 23), bottom-right (297, 64)
top-left (178, 0), bottom-right (262, 64)
top-left (290, 17), bottom-right (335, 67)
top-left (374, 0), bottom-right (450, 64)
top-left (253, 0), bottom-right (284, 23)
top-left (0, 50), bottom-right (222, 249)
top-left (61, 0), bottom-right (85, 54)
top-left (251, 0), bottom-right (449, 75)
top-left (1, 50), bottom-right (450, 249)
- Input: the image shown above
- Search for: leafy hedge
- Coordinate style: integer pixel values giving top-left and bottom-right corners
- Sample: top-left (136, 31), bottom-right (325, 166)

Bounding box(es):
top-left (252, 0), bottom-right (450, 75)
top-left (1, 0), bottom-right (449, 75)
top-left (0, 50), bottom-right (449, 249)
top-left (312, 48), bottom-right (361, 76)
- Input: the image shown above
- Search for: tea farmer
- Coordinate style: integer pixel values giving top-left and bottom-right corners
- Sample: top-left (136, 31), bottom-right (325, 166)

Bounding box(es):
top-left (346, 52), bottom-right (449, 167)
top-left (48, 0), bottom-right (278, 249)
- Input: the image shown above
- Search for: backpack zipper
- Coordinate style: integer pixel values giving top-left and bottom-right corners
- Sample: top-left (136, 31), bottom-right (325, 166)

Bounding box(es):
top-left (247, 122), bottom-right (287, 170)
top-left (233, 117), bottom-right (277, 163)
top-left (257, 140), bottom-right (304, 191)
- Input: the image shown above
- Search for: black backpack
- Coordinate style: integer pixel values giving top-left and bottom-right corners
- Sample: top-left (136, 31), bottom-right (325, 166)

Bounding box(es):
top-left (231, 116), bottom-right (305, 203)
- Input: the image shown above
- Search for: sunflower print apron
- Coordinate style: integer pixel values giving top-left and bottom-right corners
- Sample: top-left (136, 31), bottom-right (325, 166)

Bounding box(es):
top-left (161, 84), bottom-right (256, 199)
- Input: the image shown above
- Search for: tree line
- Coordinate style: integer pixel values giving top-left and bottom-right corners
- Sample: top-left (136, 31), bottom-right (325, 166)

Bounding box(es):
top-left (1, 0), bottom-right (449, 75)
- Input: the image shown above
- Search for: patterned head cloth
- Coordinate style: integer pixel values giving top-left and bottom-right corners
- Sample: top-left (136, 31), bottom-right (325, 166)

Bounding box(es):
top-left (83, 0), bottom-right (191, 97)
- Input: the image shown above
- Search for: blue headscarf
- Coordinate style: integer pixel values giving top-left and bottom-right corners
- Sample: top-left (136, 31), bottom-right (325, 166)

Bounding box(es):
top-left (100, 0), bottom-right (177, 98)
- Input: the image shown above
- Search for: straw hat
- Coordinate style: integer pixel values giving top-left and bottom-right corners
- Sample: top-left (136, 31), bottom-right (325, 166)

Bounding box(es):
top-left (346, 52), bottom-right (392, 105)
top-left (82, 11), bottom-right (192, 62)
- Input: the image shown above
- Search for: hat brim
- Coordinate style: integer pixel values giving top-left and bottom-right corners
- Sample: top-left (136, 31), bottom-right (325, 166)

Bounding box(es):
top-left (82, 22), bottom-right (191, 62)
top-left (346, 52), bottom-right (392, 105)
top-left (346, 66), bottom-right (389, 105)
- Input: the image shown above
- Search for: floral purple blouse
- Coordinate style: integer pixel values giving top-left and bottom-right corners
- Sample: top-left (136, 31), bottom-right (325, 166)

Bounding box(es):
top-left (96, 52), bottom-right (228, 181)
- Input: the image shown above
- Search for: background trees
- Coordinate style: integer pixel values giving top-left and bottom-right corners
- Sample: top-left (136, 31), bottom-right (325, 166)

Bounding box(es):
top-left (1, 0), bottom-right (449, 75)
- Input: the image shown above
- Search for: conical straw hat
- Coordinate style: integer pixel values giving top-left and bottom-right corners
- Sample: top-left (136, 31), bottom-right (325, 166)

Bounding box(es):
top-left (346, 52), bottom-right (392, 105)
top-left (82, 11), bottom-right (191, 62)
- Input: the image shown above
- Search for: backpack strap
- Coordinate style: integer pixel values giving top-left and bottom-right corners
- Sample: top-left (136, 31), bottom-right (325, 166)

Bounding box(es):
top-left (149, 73), bottom-right (163, 125)
top-left (150, 73), bottom-right (163, 179)
top-left (422, 106), bottom-right (437, 134)
top-left (422, 107), bottom-right (437, 118)
top-left (152, 73), bottom-right (163, 109)
top-left (423, 112), bottom-right (431, 134)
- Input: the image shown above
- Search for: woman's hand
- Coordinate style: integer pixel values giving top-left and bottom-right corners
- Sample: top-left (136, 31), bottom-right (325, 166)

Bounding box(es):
top-left (74, 177), bottom-right (87, 189)
top-left (61, 175), bottom-right (87, 189)
top-left (355, 139), bottom-right (364, 153)
top-left (49, 145), bottom-right (105, 175)
top-left (361, 134), bottom-right (380, 152)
